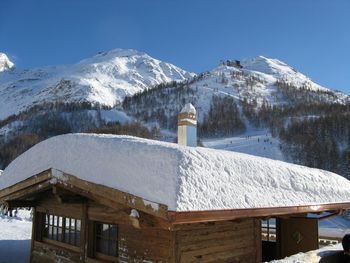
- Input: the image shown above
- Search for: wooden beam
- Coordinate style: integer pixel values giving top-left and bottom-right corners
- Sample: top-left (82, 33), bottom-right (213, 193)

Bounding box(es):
top-left (4, 200), bottom-right (37, 208)
top-left (88, 201), bottom-right (171, 230)
top-left (168, 202), bottom-right (350, 224)
top-left (0, 170), bottom-right (51, 199)
top-left (1, 181), bottom-right (51, 203)
top-left (55, 171), bottom-right (169, 219)
top-left (52, 186), bottom-right (87, 204)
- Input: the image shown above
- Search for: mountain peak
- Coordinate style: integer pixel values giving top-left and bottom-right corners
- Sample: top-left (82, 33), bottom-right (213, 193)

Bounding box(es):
top-left (93, 48), bottom-right (145, 58)
top-left (0, 53), bottom-right (15, 72)
top-left (76, 48), bottom-right (155, 66)
top-left (241, 55), bottom-right (291, 74)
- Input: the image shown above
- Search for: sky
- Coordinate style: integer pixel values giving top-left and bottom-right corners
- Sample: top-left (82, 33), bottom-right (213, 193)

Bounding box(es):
top-left (1, 0), bottom-right (350, 93)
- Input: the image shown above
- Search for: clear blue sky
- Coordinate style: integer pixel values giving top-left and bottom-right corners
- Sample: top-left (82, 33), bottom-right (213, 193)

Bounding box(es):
top-left (1, 0), bottom-right (350, 93)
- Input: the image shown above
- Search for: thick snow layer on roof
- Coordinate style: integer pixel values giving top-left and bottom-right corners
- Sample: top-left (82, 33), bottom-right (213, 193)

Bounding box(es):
top-left (1, 134), bottom-right (350, 212)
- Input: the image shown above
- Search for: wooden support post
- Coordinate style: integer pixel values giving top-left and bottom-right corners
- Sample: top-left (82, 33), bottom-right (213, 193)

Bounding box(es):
top-left (254, 219), bottom-right (262, 263)
top-left (80, 201), bottom-right (88, 262)
top-left (30, 208), bottom-right (36, 263)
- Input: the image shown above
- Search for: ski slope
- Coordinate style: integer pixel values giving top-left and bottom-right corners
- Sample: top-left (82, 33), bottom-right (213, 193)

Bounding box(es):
top-left (204, 129), bottom-right (285, 161)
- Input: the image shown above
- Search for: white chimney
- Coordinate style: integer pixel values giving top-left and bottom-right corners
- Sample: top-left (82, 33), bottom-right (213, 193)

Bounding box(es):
top-left (178, 103), bottom-right (197, 147)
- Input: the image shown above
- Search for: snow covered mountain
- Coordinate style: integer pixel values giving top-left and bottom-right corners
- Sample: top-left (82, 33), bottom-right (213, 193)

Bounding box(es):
top-left (1, 51), bottom-right (350, 179)
top-left (0, 49), bottom-right (194, 120)
top-left (122, 56), bottom-right (350, 179)
top-left (0, 53), bottom-right (15, 72)
top-left (124, 55), bottom-right (350, 124)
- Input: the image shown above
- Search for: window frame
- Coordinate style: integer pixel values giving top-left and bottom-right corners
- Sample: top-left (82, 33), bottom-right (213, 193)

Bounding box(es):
top-left (94, 221), bottom-right (119, 261)
top-left (262, 218), bottom-right (276, 242)
top-left (40, 213), bottom-right (82, 251)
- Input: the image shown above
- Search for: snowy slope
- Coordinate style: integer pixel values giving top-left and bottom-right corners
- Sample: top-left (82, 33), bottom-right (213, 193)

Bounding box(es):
top-left (0, 53), bottom-right (14, 72)
top-left (195, 58), bottom-right (349, 117)
top-left (242, 56), bottom-right (327, 92)
top-left (0, 49), bottom-right (194, 120)
top-left (204, 130), bottom-right (285, 161)
top-left (2, 134), bottom-right (350, 212)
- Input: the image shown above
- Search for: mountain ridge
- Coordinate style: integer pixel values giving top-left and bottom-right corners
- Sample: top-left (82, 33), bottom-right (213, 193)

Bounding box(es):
top-left (0, 49), bottom-right (194, 120)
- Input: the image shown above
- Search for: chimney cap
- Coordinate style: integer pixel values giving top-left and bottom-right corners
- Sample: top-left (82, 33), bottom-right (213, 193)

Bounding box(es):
top-left (180, 103), bottom-right (196, 115)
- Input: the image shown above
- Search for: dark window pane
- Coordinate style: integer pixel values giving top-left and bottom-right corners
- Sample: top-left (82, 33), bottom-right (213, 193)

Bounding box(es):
top-left (110, 225), bottom-right (117, 240)
top-left (95, 222), bottom-right (118, 256)
top-left (67, 231), bottom-right (76, 246)
top-left (49, 225), bottom-right (53, 239)
top-left (96, 224), bottom-right (102, 236)
top-left (97, 237), bottom-right (109, 254)
top-left (57, 227), bottom-right (63, 241)
top-left (75, 231), bottom-right (80, 246)
top-left (64, 229), bottom-right (70, 244)
top-left (52, 227), bottom-right (58, 240)
top-left (110, 241), bottom-right (117, 256)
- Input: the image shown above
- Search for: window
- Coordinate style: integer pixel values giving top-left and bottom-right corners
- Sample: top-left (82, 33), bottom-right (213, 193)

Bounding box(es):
top-left (44, 214), bottom-right (81, 246)
top-left (262, 218), bottom-right (276, 241)
top-left (95, 223), bottom-right (118, 257)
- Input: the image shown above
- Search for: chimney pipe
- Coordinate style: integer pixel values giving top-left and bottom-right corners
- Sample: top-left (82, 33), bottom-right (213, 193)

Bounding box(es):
top-left (177, 103), bottom-right (197, 147)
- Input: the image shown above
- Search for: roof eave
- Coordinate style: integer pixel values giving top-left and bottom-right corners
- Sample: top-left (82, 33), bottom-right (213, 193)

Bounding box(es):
top-left (168, 202), bottom-right (350, 224)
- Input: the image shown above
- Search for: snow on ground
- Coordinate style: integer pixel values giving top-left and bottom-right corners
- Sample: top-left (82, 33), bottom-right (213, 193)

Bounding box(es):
top-left (204, 130), bottom-right (285, 161)
top-left (0, 209), bottom-right (32, 263)
top-left (2, 134), bottom-right (350, 212)
top-left (268, 243), bottom-right (344, 263)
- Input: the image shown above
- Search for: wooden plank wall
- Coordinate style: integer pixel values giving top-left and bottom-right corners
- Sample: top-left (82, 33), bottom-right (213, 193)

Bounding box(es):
top-left (174, 219), bottom-right (261, 263)
top-left (118, 225), bottom-right (174, 262)
top-left (31, 197), bottom-right (175, 263)
top-left (31, 241), bottom-right (81, 263)
top-left (31, 195), bottom-right (261, 263)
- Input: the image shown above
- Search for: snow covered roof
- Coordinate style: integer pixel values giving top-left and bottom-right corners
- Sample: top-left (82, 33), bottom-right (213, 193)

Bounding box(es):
top-left (180, 103), bottom-right (196, 114)
top-left (1, 134), bottom-right (350, 212)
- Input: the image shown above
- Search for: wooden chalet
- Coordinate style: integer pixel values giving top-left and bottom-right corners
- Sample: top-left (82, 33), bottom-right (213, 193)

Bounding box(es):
top-left (0, 106), bottom-right (350, 262)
